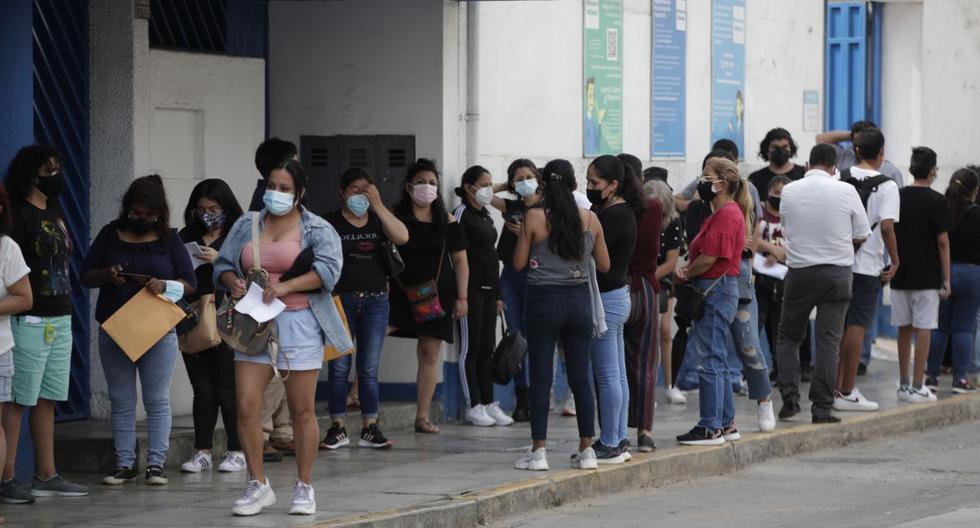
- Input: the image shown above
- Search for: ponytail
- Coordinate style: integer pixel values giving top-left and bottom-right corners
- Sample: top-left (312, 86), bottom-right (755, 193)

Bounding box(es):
top-left (704, 156), bottom-right (752, 239)
top-left (541, 159), bottom-right (584, 261)
top-left (946, 168), bottom-right (980, 229)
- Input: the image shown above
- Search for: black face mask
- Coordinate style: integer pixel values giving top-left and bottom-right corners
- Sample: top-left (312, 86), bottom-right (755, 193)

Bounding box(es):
top-left (586, 188), bottom-right (607, 208)
top-left (697, 180), bottom-right (717, 202)
top-left (768, 196), bottom-right (781, 210)
top-left (769, 148), bottom-right (791, 166)
top-left (36, 172), bottom-right (65, 198)
top-left (125, 217), bottom-right (155, 235)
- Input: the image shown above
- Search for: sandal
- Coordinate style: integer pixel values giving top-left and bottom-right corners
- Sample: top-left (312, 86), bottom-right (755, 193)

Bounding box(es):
top-left (414, 417), bottom-right (440, 434)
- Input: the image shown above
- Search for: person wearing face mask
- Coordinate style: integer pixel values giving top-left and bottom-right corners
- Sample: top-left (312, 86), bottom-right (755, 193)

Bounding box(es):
top-left (389, 159), bottom-right (469, 434)
top-left (748, 128), bottom-right (806, 203)
top-left (488, 159), bottom-right (543, 422)
top-left (215, 160), bottom-right (349, 516)
top-left (177, 179), bottom-right (246, 474)
top-left (1, 145), bottom-right (89, 502)
top-left (321, 168), bottom-right (408, 450)
top-left (82, 175), bottom-right (197, 487)
top-left (451, 166), bottom-right (510, 427)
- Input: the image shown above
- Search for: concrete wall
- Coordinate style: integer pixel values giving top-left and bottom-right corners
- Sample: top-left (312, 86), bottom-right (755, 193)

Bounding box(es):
top-left (881, 1), bottom-right (923, 186)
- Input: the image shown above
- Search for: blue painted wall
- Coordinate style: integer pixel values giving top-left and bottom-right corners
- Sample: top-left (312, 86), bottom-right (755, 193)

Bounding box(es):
top-left (0, 0), bottom-right (34, 171)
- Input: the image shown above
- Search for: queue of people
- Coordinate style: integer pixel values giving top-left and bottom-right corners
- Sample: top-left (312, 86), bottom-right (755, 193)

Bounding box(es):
top-left (0, 126), bottom-right (976, 519)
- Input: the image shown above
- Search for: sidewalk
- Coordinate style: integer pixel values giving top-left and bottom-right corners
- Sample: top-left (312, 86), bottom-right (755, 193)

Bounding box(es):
top-left (15, 353), bottom-right (980, 528)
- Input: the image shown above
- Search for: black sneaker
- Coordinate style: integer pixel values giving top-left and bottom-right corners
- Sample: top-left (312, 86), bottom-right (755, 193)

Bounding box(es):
top-left (319, 423), bottom-right (349, 450)
top-left (812, 414), bottom-right (842, 424)
top-left (592, 441), bottom-right (625, 464)
top-left (359, 423), bottom-right (394, 449)
top-left (0, 479), bottom-right (36, 504)
top-left (145, 465), bottom-right (168, 485)
top-left (925, 376), bottom-right (939, 393)
top-left (722, 422), bottom-right (741, 441)
top-left (857, 363), bottom-right (868, 376)
top-left (952, 378), bottom-right (977, 394)
top-left (677, 426), bottom-right (725, 446)
top-left (618, 439), bottom-right (633, 461)
top-left (101, 466), bottom-right (139, 486)
top-left (637, 434), bottom-right (656, 453)
top-left (778, 401), bottom-right (801, 420)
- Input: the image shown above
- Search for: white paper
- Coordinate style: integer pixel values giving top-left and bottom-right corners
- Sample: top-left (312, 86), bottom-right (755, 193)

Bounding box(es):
top-left (233, 283), bottom-right (286, 324)
top-left (184, 242), bottom-right (208, 270)
top-left (753, 253), bottom-right (788, 280)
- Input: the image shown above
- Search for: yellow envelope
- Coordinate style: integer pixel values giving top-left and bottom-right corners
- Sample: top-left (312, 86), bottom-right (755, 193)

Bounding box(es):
top-left (101, 288), bottom-right (187, 362)
top-left (324, 295), bottom-right (354, 361)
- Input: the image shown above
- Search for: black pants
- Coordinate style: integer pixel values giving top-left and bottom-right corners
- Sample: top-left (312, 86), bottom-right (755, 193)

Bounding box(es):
top-left (461, 287), bottom-right (497, 407)
top-left (182, 343), bottom-right (240, 451)
top-left (756, 278), bottom-right (811, 372)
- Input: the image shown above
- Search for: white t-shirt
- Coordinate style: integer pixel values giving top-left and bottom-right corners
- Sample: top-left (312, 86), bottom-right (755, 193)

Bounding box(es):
top-left (780, 169), bottom-right (872, 269)
top-left (573, 190), bottom-right (592, 210)
top-left (849, 166), bottom-right (901, 276)
top-left (0, 237), bottom-right (30, 355)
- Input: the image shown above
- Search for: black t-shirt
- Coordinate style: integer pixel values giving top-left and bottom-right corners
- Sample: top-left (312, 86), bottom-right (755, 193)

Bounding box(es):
top-left (10, 201), bottom-right (72, 317)
top-left (496, 198), bottom-right (544, 264)
top-left (326, 210), bottom-right (388, 293)
top-left (179, 226), bottom-right (228, 303)
top-left (951, 205), bottom-right (980, 265)
top-left (748, 164), bottom-right (806, 202)
top-left (458, 205), bottom-right (499, 290)
top-left (892, 186), bottom-right (953, 290)
top-left (658, 218), bottom-right (683, 265)
top-left (596, 203), bottom-right (637, 292)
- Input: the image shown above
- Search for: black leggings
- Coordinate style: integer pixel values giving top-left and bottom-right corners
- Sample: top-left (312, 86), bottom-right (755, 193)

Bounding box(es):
top-left (461, 288), bottom-right (497, 407)
top-left (182, 343), bottom-right (240, 451)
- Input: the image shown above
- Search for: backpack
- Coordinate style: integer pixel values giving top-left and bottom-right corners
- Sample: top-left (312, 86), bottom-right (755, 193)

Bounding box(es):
top-left (839, 168), bottom-right (893, 229)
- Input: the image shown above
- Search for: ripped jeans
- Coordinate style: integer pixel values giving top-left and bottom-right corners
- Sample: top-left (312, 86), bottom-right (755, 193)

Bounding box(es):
top-left (727, 258), bottom-right (772, 401)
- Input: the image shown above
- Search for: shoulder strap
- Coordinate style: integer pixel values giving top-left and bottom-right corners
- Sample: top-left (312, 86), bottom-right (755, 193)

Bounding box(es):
top-left (434, 238), bottom-right (446, 282)
top-left (251, 212), bottom-right (261, 271)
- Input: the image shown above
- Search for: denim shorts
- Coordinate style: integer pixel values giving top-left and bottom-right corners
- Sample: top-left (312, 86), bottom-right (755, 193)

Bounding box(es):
top-left (845, 273), bottom-right (881, 328)
top-left (0, 351), bottom-right (13, 403)
top-left (235, 308), bottom-right (325, 371)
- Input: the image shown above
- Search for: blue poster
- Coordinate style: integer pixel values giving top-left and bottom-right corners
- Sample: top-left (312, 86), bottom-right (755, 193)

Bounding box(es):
top-left (651, 0), bottom-right (686, 158)
top-left (710, 0), bottom-right (745, 158)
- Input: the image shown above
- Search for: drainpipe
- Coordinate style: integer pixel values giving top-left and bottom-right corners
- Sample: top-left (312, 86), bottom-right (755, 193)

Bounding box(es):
top-left (466, 2), bottom-right (479, 167)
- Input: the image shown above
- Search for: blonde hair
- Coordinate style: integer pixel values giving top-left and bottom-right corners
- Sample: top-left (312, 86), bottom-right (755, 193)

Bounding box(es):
top-left (704, 157), bottom-right (753, 238)
top-left (642, 179), bottom-right (677, 229)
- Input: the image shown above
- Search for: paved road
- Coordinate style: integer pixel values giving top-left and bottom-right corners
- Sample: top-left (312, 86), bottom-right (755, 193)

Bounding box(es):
top-left (495, 420), bottom-right (980, 528)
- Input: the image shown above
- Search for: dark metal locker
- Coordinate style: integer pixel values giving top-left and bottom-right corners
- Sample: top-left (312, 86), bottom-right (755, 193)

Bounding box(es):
top-left (300, 135), bottom-right (340, 217)
top-left (374, 135), bottom-right (415, 208)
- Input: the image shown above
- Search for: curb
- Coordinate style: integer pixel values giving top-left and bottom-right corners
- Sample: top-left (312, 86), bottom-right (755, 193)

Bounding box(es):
top-left (317, 393), bottom-right (980, 527)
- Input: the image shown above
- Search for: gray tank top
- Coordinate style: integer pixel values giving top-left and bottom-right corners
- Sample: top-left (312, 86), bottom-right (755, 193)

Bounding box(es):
top-left (528, 229), bottom-right (595, 286)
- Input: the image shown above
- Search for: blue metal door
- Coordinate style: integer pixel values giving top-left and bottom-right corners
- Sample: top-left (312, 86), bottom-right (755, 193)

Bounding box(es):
top-left (825, 1), bottom-right (884, 130)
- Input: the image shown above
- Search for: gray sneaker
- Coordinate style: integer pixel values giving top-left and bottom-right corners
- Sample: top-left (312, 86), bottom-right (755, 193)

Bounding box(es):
top-left (1, 479), bottom-right (36, 504)
top-left (32, 474), bottom-right (90, 497)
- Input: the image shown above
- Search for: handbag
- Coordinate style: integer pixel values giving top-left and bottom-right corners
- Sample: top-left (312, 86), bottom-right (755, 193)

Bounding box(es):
top-left (396, 242), bottom-right (446, 325)
top-left (492, 316), bottom-right (527, 385)
top-left (673, 275), bottom-right (725, 324)
top-left (217, 213), bottom-right (282, 375)
top-left (381, 239), bottom-right (405, 278)
top-left (177, 294), bottom-right (221, 354)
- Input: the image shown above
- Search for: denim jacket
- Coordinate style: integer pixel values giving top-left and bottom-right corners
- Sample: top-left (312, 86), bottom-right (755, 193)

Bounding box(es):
top-left (213, 208), bottom-right (354, 354)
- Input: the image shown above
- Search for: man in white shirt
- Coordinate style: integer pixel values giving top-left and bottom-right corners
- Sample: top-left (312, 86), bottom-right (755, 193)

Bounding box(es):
top-left (775, 144), bottom-right (871, 423)
top-left (834, 128), bottom-right (900, 413)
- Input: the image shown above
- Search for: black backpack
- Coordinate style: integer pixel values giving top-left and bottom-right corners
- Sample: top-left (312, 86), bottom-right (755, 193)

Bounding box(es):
top-left (839, 168), bottom-right (893, 229)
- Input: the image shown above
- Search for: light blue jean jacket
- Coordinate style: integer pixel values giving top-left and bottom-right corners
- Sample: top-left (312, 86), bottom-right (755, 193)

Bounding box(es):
top-left (213, 208), bottom-right (354, 354)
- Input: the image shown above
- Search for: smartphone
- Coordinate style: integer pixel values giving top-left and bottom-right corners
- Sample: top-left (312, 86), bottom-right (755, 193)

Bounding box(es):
top-left (118, 272), bottom-right (151, 283)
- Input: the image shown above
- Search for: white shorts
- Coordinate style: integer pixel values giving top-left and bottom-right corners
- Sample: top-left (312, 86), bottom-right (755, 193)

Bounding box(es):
top-left (890, 289), bottom-right (940, 329)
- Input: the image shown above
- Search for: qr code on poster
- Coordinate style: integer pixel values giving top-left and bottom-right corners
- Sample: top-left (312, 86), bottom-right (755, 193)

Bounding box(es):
top-left (606, 28), bottom-right (618, 61)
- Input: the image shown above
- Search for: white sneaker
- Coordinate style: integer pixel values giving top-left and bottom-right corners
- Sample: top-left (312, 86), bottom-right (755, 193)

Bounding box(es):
top-left (514, 448), bottom-right (549, 471)
top-left (833, 387), bottom-right (879, 412)
top-left (897, 384), bottom-right (911, 402)
top-left (757, 400), bottom-right (776, 432)
top-left (217, 451), bottom-right (247, 473)
top-left (666, 385), bottom-right (687, 404)
top-left (908, 385), bottom-right (938, 404)
top-left (465, 404), bottom-right (496, 427)
top-left (485, 402), bottom-right (515, 426)
top-left (180, 450), bottom-right (212, 473)
top-left (561, 397), bottom-right (577, 416)
top-left (288, 481), bottom-right (316, 515)
top-left (570, 447), bottom-right (599, 470)
top-left (232, 479), bottom-right (275, 516)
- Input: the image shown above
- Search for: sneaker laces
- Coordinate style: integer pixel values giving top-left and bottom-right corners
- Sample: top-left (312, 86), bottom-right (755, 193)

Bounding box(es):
top-left (293, 482), bottom-right (312, 503)
top-left (241, 479), bottom-right (264, 499)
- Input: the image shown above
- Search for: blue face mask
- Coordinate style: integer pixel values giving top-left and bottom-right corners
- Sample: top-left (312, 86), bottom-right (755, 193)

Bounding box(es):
top-left (263, 190), bottom-right (296, 216)
top-left (514, 179), bottom-right (539, 198)
top-left (346, 194), bottom-right (370, 217)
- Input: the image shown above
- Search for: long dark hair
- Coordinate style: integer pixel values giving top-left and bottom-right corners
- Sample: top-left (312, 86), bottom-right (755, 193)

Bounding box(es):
top-left (590, 154), bottom-right (646, 220)
top-left (394, 158), bottom-right (449, 235)
top-left (182, 179), bottom-right (244, 238)
top-left (540, 159), bottom-right (584, 261)
top-left (0, 185), bottom-right (13, 236)
top-left (506, 159), bottom-right (541, 192)
top-left (4, 144), bottom-right (60, 205)
top-left (946, 168), bottom-right (980, 229)
top-left (454, 165), bottom-right (490, 201)
top-left (119, 175), bottom-right (171, 239)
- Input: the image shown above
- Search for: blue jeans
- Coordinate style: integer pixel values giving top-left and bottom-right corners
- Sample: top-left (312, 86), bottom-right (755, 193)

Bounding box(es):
top-left (860, 289), bottom-right (884, 367)
top-left (590, 286), bottom-right (630, 447)
top-left (928, 263), bottom-right (980, 379)
top-left (727, 259), bottom-right (771, 400)
top-left (99, 329), bottom-right (178, 468)
top-left (689, 276), bottom-right (739, 431)
top-left (499, 265), bottom-right (529, 387)
top-left (329, 293), bottom-right (390, 420)
top-left (527, 283), bottom-right (595, 441)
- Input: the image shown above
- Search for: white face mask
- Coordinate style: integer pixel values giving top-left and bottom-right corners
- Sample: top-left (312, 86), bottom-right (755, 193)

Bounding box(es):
top-left (474, 186), bottom-right (494, 206)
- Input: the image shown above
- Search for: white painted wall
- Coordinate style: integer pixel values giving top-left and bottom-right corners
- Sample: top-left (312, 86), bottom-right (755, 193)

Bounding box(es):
top-left (881, 1), bottom-right (922, 186)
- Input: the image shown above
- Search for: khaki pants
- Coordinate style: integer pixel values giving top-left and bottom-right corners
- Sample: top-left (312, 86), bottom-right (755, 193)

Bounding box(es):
top-left (261, 375), bottom-right (293, 444)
